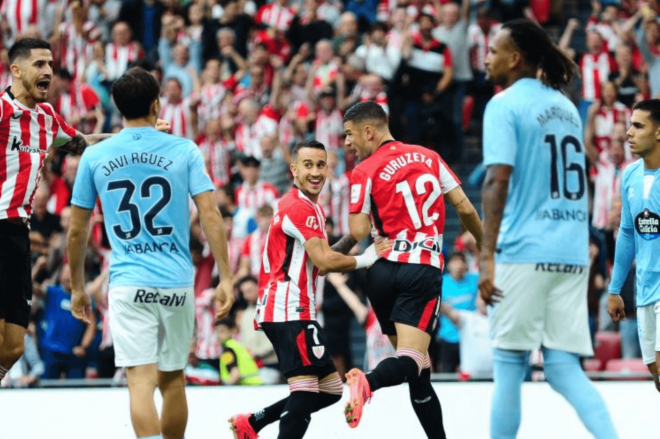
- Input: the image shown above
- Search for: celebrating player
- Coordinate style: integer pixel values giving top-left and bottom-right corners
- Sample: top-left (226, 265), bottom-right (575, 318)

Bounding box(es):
top-left (67, 68), bottom-right (234, 439)
top-left (338, 100), bottom-right (483, 437)
top-left (478, 19), bottom-right (618, 439)
top-left (608, 99), bottom-right (660, 393)
top-left (0, 38), bottom-right (114, 384)
top-left (229, 139), bottom-right (389, 439)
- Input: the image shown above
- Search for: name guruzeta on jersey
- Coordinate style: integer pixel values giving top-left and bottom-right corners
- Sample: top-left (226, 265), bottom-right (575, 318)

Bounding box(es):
top-left (380, 152), bottom-right (433, 181)
top-left (102, 152), bottom-right (174, 177)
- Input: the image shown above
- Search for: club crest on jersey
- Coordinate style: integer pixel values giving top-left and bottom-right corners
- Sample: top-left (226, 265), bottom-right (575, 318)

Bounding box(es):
top-left (635, 209), bottom-right (660, 240)
top-left (312, 345), bottom-right (325, 359)
top-left (306, 216), bottom-right (319, 230)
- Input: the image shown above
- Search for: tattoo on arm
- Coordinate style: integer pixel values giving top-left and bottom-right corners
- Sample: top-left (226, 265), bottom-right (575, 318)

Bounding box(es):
top-left (83, 133), bottom-right (113, 145)
top-left (331, 234), bottom-right (358, 255)
top-left (58, 134), bottom-right (88, 155)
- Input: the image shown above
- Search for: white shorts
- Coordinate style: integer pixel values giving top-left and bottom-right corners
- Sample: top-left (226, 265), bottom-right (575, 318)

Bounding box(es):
top-left (637, 301), bottom-right (660, 365)
top-left (109, 285), bottom-right (194, 371)
top-left (488, 263), bottom-right (593, 357)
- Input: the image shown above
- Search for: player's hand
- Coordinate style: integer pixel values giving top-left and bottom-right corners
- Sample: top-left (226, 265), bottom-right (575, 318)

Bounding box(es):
top-left (326, 272), bottom-right (348, 287)
top-left (72, 346), bottom-right (86, 358)
top-left (70, 289), bottom-right (93, 324)
top-left (567, 18), bottom-right (580, 30)
top-left (478, 257), bottom-right (503, 305)
top-left (607, 294), bottom-right (626, 323)
top-left (215, 278), bottom-right (235, 320)
top-left (155, 119), bottom-right (171, 133)
top-left (374, 238), bottom-right (391, 256)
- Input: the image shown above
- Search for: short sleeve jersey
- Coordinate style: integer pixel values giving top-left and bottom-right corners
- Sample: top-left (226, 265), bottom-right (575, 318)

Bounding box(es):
top-left (71, 127), bottom-right (214, 288)
top-left (349, 141), bottom-right (460, 269)
top-left (0, 88), bottom-right (76, 220)
top-left (483, 78), bottom-right (589, 265)
top-left (255, 186), bottom-right (327, 326)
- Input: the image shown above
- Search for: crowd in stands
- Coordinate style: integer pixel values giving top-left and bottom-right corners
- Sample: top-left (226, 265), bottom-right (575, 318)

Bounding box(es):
top-left (2, 0), bottom-right (659, 387)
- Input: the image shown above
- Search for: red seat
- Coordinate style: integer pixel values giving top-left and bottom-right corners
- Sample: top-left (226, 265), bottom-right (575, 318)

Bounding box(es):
top-left (594, 331), bottom-right (621, 370)
top-left (583, 358), bottom-right (603, 372)
top-left (605, 358), bottom-right (648, 373)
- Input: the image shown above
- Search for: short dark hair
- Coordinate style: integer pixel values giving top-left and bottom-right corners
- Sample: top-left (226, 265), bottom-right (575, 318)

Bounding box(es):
top-left (448, 251), bottom-right (466, 264)
top-left (237, 276), bottom-right (258, 291)
top-left (343, 101), bottom-right (388, 127)
top-left (257, 204), bottom-right (274, 217)
top-left (292, 139), bottom-right (326, 159)
top-left (370, 22), bottom-right (389, 34)
top-left (632, 99), bottom-right (660, 125)
top-left (55, 68), bottom-right (72, 81)
top-left (111, 67), bottom-right (161, 120)
top-left (8, 38), bottom-right (51, 64)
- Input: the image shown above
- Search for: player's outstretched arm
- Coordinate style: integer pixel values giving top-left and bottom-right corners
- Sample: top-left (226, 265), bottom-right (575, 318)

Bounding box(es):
top-left (445, 185), bottom-right (483, 250)
top-left (305, 236), bottom-right (386, 274)
top-left (193, 191), bottom-right (235, 319)
top-left (331, 213), bottom-right (372, 255)
top-left (67, 206), bottom-right (94, 324)
top-left (478, 164), bottom-right (512, 305)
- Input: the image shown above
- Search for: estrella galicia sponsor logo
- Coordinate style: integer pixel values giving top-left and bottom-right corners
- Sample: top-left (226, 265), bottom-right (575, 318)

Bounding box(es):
top-left (392, 237), bottom-right (441, 254)
top-left (134, 289), bottom-right (187, 306)
top-left (635, 209), bottom-right (660, 240)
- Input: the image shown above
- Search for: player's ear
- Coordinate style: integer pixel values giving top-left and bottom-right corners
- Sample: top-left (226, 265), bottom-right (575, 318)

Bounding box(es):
top-left (509, 51), bottom-right (521, 71)
top-left (9, 61), bottom-right (22, 80)
top-left (151, 99), bottom-right (160, 118)
top-left (290, 161), bottom-right (297, 177)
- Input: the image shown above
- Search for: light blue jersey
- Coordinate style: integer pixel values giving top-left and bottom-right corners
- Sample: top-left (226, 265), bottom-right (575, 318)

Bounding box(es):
top-left (483, 78), bottom-right (589, 265)
top-left (609, 160), bottom-right (660, 307)
top-left (71, 127), bottom-right (214, 288)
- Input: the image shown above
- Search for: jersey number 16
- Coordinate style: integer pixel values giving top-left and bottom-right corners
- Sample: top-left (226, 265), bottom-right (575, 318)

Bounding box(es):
top-left (545, 134), bottom-right (585, 201)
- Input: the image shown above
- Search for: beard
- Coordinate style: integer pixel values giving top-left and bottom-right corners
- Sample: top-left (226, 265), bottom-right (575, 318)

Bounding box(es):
top-left (24, 77), bottom-right (48, 103)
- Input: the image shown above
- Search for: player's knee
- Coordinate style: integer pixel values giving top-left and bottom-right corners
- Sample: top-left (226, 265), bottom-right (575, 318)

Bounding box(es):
top-left (396, 348), bottom-right (426, 378)
top-left (319, 373), bottom-right (343, 399)
top-left (284, 389), bottom-right (319, 419)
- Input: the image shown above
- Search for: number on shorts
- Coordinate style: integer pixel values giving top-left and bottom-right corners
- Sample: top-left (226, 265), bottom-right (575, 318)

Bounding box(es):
top-left (107, 177), bottom-right (173, 240)
top-left (395, 174), bottom-right (441, 230)
top-left (307, 324), bottom-right (320, 345)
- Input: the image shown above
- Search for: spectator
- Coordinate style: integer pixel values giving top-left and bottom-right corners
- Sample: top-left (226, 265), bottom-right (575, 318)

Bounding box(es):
top-left (203, 0), bottom-right (252, 60)
top-left (435, 251), bottom-right (478, 372)
top-left (159, 77), bottom-right (197, 139)
top-left (467, 7), bottom-right (501, 122)
top-left (105, 21), bottom-right (144, 81)
top-left (318, 150), bottom-right (350, 236)
top-left (237, 205), bottom-right (274, 280)
top-left (30, 187), bottom-right (62, 241)
top-left (312, 87), bottom-right (344, 152)
top-left (235, 155), bottom-right (280, 211)
top-left (118, 0), bottom-right (165, 61)
top-left (286, 0), bottom-right (334, 54)
top-left (355, 22), bottom-right (401, 83)
top-left (1, 329), bottom-right (44, 388)
top-left (53, 68), bottom-right (104, 134)
top-left (199, 117), bottom-right (235, 188)
top-left (259, 134), bottom-right (291, 195)
top-left (609, 42), bottom-right (642, 108)
top-left (215, 318), bottom-right (264, 385)
top-left (159, 24), bottom-right (202, 97)
top-left (636, 11), bottom-right (660, 98)
top-left (234, 98), bottom-right (279, 158)
top-left (194, 287), bottom-right (222, 372)
top-left (255, 0), bottom-right (296, 32)
top-left (585, 80), bottom-right (630, 164)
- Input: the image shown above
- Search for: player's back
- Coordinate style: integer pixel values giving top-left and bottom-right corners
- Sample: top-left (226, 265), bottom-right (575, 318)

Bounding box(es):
top-left (73, 127), bottom-right (213, 288)
top-left (350, 141), bottom-right (460, 269)
top-left (483, 78), bottom-right (588, 265)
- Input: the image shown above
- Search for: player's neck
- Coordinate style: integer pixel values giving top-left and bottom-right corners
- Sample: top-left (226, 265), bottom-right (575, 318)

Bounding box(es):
top-left (505, 71), bottom-right (535, 89)
top-left (9, 83), bottom-right (37, 109)
top-left (643, 146), bottom-right (660, 170)
top-left (124, 116), bottom-right (157, 128)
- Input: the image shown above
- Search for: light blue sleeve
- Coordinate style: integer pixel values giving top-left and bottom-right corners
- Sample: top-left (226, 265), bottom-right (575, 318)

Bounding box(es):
top-left (188, 143), bottom-right (215, 197)
top-left (482, 95), bottom-right (517, 167)
top-left (70, 151), bottom-right (98, 210)
top-left (609, 175), bottom-right (635, 294)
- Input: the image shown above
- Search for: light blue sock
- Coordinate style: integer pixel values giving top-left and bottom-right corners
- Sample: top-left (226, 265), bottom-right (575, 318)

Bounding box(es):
top-left (490, 348), bottom-right (528, 439)
top-left (542, 347), bottom-right (618, 439)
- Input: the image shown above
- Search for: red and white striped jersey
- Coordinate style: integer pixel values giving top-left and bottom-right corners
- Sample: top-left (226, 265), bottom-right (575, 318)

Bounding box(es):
top-left (55, 83), bottom-right (101, 133)
top-left (315, 108), bottom-right (344, 151)
top-left (0, 68), bottom-right (12, 91)
top-left (318, 172), bottom-right (350, 236)
top-left (58, 21), bottom-right (95, 81)
top-left (594, 102), bottom-right (630, 157)
top-left (358, 90), bottom-right (389, 116)
top-left (312, 61), bottom-right (339, 92)
top-left (196, 76), bottom-right (238, 131)
top-left (586, 17), bottom-right (619, 53)
top-left (349, 141), bottom-right (460, 270)
top-left (235, 180), bottom-right (280, 210)
top-left (591, 158), bottom-right (634, 229)
top-left (241, 229), bottom-right (268, 277)
top-left (580, 51), bottom-right (616, 101)
top-left (198, 137), bottom-right (233, 188)
top-left (365, 306), bottom-right (395, 371)
top-left (228, 236), bottom-right (245, 275)
top-left (105, 42), bottom-right (143, 81)
top-left (195, 288), bottom-right (221, 360)
top-left (255, 186), bottom-right (327, 326)
top-left (467, 21), bottom-right (502, 72)
top-left (1, 0), bottom-right (41, 46)
top-left (159, 96), bottom-right (195, 139)
top-left (0, 88), bottom-right (76, 220)
top-left (255, 3), bottom-right (296, 31)
top-left (279, 100), bottom-right (309, 148)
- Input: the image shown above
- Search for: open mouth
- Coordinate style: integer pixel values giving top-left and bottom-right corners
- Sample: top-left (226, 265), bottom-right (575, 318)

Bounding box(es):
top-left (308, 179), bottom-right (323, 187)
top-left (36, 80), bottom-right (50, 92)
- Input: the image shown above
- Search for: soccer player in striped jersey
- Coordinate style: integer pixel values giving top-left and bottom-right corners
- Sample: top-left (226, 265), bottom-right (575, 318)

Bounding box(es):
top-left (608, 99), bottom-right (660, 393)
top-left (339, 100), bottom-right (482, 437)
top-left (0, 38), bottom-right (116, 385)
top-left (479, 19), bottom-right (617, 439)
top-left (67, 68), bottom-right (234, 439)
top-left (228, 139), bottom-right (389, 439)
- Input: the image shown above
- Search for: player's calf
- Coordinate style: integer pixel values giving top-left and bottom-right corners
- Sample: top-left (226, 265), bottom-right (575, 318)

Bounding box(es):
top-left (279, 377), bottom-right (320, 439)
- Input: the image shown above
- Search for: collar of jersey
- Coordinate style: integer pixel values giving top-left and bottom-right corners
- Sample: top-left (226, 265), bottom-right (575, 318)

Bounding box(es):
top-left (4, 86), bottom-right (32, 111)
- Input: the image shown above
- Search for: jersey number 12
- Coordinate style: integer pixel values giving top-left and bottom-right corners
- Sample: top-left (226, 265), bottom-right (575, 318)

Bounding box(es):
top-left (395, 174), bottom-right (441, 229)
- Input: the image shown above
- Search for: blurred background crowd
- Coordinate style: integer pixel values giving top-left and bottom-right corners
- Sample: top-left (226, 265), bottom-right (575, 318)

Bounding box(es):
top-left (1, 0), bottom-right (659, 387)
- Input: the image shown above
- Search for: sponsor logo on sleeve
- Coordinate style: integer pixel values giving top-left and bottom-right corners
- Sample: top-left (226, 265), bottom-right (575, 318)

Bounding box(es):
top-left (306, 215), bottom-right (318, 230)
top-left (351, 185), bottom-right (361, 204)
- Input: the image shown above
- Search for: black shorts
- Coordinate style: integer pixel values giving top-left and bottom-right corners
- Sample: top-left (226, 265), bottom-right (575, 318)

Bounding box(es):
top-left (261, 320), bottom-right (336, 379)
top-left (0, 220), bottom-right (32, 328)
top-left (367, 259), bottom-right (443, 336)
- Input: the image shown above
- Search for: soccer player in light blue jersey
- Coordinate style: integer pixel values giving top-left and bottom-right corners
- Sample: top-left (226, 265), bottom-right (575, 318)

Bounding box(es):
top-left (66, 68), bottom-right (235, 439)
top-left (479, 19), bottom-right (618, 439)
top-left (608, 99), bottom-right (660, 393)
